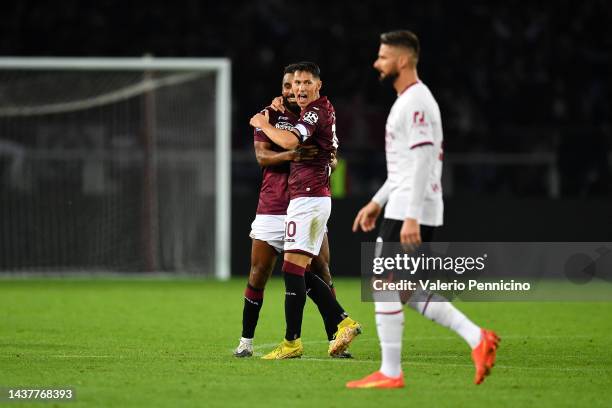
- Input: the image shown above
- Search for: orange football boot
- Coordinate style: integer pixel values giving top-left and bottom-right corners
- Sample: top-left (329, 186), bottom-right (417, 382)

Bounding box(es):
top-left (471, 329), bottom-right (501, 384)
top-left (346, 371), bottom-right (405, 389)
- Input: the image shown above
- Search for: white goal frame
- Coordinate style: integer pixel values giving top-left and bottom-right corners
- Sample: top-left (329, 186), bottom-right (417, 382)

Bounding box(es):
top-left (0, 57), bottom-right (232, 280)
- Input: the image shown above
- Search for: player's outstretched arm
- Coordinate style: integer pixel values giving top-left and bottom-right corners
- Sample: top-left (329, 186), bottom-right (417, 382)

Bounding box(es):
top-left (250, 111), bottom-right (300, 150)
top-left (352, 201), bottom-right (382, 233)
top-left (397, 144), bottom-right (435, 249)
top-left (352, 178), bottom-right (392, 232)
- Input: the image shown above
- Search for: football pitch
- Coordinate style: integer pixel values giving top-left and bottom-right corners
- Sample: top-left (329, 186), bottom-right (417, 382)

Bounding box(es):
top-left (1, 278), bottom-right (611, 408)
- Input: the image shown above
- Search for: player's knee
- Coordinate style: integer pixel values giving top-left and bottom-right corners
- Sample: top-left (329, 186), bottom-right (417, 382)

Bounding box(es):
top-left (248, 264), bottom-right (272, 288)
top-left (283, 252), bottom-right (311, 268)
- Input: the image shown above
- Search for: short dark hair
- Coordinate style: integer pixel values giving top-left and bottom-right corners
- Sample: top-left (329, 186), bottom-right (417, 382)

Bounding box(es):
top-left (284, 63), bottom-right (299, 75)
top-left (380, 30), bottom-right (420, 60)
top-left (284, 61), bottom-right (320, 78)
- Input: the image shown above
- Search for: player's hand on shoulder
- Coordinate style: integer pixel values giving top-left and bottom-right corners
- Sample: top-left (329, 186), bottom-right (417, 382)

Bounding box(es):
top-left (352, 201), bottom-right (382, 233)
top-left (250, 109), bottom-right (270, 128)
top-left (269, 96), bottom-right (285, 113)
top-left (292, 145), bottom-right (318, 162)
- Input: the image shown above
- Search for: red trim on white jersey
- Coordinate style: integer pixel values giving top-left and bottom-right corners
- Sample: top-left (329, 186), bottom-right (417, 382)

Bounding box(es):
top-left (376, 310), bottom-right (403, 315)
top-left (410, 141), bottom-right (434, 149)
top-left (398, 80), bottom-right (420, 96)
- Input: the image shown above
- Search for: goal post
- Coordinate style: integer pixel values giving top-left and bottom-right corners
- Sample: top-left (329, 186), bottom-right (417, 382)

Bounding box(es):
top-left (0, 57), bottom-right (231, 280)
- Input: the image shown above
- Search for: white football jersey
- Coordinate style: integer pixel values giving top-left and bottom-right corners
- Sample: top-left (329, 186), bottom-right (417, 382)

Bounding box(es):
top-left (374, 81), bottom-right (444, 226)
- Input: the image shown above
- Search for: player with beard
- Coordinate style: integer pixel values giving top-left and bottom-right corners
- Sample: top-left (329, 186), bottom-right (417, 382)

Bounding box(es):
top-left (234, 64), bottom-right (354, 358)
top-left (250, 62), bottom-right (362, 359)
top-left (347, 30), bottom-right (499, 388)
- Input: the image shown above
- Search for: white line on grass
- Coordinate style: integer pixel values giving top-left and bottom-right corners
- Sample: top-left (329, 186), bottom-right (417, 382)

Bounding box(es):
top-left (251, 334), bottom-right (604, 351)
top-left (51, 355), bottom-right (114, 358)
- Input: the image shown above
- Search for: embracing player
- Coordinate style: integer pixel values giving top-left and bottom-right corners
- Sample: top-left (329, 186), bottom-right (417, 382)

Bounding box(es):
top-left (347, 30), bottom-right (499, 388)
top-left (250, 62), bottom-right (362, 359)
top-left (235, 63), bottom-right (356, 359)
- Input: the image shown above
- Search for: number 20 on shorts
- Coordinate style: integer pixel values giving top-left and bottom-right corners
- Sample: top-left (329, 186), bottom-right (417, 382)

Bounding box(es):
top-left (285, 221), bottom-right (296, 238)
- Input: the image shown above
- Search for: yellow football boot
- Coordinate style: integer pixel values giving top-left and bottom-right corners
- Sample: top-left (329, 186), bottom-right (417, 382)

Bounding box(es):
top-left (261, 338), bottom-right (304, 360)
top-left (329, 317), bottom-right (362, 356)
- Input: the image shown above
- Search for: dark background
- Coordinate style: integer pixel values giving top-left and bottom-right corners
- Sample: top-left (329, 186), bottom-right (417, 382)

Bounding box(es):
top-left (1, 0), bottom-right (611, 275)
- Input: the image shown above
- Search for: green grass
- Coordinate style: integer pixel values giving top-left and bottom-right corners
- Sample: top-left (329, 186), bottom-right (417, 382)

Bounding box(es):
top-left (1, 278), bottom-right (611, 407)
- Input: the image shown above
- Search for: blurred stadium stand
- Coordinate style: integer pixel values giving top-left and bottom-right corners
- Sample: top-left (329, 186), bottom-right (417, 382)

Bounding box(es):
top-left (2, 0), bottom-right (610, 197)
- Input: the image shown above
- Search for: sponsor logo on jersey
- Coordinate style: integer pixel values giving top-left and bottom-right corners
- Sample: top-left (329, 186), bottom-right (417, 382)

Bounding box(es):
top-left (303, 111), bottom-right (319, 125)
top-left (276, 121), bottom-right (296, 131)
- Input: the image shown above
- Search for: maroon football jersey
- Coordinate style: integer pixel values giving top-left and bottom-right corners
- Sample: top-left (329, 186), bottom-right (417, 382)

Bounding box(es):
top-left (254, 107), bottom-right (299, 215)
top-left (289, 96), bottom-right (338, 199)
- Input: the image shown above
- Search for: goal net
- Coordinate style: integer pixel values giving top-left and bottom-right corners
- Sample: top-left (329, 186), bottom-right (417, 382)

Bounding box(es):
top-left (0, 58), bottom-right (231, 278)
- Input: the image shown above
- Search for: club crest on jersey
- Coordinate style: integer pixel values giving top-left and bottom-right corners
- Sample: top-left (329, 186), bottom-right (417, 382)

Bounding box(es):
top-left (303, 111), bottom-right (319, 125)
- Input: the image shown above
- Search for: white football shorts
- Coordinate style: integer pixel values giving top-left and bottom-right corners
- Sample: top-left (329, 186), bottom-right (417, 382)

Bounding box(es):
top-left (283, 196), bottom-right (331, 257)
top-left (249, 214), bottom-right (286, 253)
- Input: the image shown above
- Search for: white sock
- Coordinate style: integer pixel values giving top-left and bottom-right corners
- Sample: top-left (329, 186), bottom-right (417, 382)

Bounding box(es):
top-left (375, 300), bottom-right (404, 378)
top-left (240, 337), bottom-right (253, 345)
top-left (408, 292), bottom-right (481, 349)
